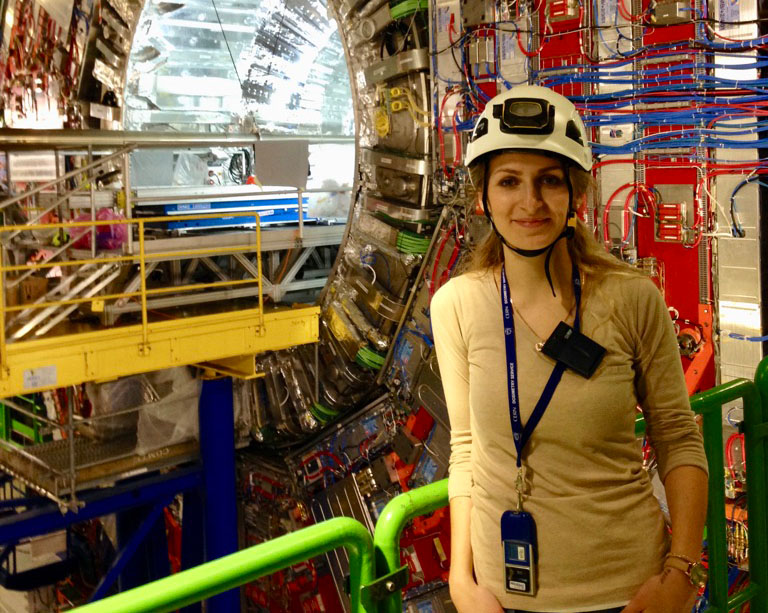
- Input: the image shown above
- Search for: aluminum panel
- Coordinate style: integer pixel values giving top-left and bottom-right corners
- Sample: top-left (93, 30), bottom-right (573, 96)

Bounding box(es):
top-left (310, 474), bottom-right (374, 613)
top-left (364, 49), bottom-right (430, 86)
top-left (719, 301), bottom-right (762, 382)
top-left (718, 267), bottom-right (761, 303)
top-left (715, 139), bottom-right (763, 383)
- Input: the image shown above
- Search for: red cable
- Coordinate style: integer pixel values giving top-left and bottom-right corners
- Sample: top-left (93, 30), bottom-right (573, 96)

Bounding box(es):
top-left (616, 0), bottom-right (640, 22)
top-left (621, 184), bottom-right (657, 243)
top-left (602, 183), bottom-right (636, 247)
top-left (430, 224), bottom-right (456, 298)
top-left (300, 450), bottom-right (346, 470)
top-left (516, 28), bottom-right (545, 58)
top-left (438, 89), bottom-right (458, 178)
top-left (726, 432), bottom-right (746, 482)
top-left (438, 234), bottom-right (463, 289)
top-left (249, 471), bottom-right (286, 489)
top-left (451, 100), bottom-right (464, 167)
top-left (711, 28), bottom-right (768, 46)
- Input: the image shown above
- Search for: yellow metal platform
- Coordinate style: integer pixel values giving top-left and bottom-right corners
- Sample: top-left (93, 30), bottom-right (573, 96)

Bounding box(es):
top-left (0, 305), bottom-right (319, 397)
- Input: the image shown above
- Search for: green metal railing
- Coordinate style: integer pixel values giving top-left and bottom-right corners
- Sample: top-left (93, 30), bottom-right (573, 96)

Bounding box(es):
top-left (746, 357), bottom-right (768, 611)
top-left (690, 377), bottom-right (766, 612)
top-left (628, 373), bottom-right (768, 611)
top-left (372, 479), bottom-right (449, 613)
top-left (71, 517), bottom-right (375, 613)
top-left (69, 358), bottom-right (768, 613)
top-left (0, 396), bottom-right (46, 445)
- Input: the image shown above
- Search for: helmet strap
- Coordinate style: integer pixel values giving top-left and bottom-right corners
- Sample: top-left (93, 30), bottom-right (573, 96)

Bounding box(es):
top-left (482, 160), bottom-right (576, 297)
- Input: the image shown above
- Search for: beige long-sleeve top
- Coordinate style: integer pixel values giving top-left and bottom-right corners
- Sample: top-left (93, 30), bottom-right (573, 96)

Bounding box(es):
top-left (430, 268), bottom-right (708, 612)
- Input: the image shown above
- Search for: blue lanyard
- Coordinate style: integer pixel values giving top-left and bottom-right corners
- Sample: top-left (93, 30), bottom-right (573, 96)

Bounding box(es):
top-left (501, 264), bottom-right (582, 469)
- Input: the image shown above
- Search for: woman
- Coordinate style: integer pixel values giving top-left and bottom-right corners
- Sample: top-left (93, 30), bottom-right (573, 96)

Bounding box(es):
top-left (430, 85), bottom-right (709, 613)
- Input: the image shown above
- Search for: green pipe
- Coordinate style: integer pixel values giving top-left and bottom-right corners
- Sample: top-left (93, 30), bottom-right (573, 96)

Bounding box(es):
top-left (749, 356), bottom-right (768, 612)
top-left (725, 583), bottom-right (759, 611)
top-left (373, 479), bottom-right (449, 613)
top-left (71, 517), bottom-right (376, 613)
top-left (691, 382), bottom-right (739, 609)
top-left (690, 378), bottom-right (763, 612)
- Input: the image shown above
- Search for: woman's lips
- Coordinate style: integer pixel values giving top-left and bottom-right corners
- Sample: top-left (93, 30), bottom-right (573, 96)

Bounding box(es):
top-left (513, 218), bottom-right (549, 228)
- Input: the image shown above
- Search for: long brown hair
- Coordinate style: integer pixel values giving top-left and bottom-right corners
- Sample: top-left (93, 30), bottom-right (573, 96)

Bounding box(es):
top-left (464, 155), bottom-right (644, 292)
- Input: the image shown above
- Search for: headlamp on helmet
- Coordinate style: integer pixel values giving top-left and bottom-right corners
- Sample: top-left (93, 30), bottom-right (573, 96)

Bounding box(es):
top-left (497, 98), bottom-right (554, 134)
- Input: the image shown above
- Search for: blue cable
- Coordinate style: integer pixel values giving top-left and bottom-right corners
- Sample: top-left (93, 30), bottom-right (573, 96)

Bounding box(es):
top-left (404, 326), bottom-right (434, 348)
top-left (728, 178), bottom-right (768, 238)
top-left (726, 330), bottom-right (768, 343)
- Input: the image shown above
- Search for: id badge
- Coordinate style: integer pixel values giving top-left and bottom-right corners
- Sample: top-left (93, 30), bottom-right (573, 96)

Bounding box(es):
top-left (500, 510), bottom-right (538, 596)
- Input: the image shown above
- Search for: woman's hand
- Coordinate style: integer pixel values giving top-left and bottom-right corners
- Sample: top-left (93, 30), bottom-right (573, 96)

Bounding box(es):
top-left (621, 569), bottom-right (698, 613)
top-left (449, 577), bottom-right (504, 613)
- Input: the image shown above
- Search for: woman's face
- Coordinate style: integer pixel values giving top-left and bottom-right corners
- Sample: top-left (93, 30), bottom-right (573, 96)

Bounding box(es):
top-left (485, 151), bottom-right (570, 251)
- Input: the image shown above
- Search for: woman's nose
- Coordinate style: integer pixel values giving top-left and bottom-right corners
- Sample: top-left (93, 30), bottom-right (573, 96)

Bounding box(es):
top-left (518, 181), bottom-right (543, 208)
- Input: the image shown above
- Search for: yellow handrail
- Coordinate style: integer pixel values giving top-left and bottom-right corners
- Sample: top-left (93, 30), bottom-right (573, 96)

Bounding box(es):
top-left (0, 210), bottom-right (265, 371)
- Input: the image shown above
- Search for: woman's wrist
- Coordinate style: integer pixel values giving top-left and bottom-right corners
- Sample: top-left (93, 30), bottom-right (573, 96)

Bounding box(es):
top-left (667, 548), bottom-right (703, 563)
top-left (661, 566), bottom-right (698, 595)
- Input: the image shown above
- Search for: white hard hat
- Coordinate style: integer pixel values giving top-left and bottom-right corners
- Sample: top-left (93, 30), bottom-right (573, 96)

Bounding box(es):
top-left (464, 85), bottom-right (593, 172)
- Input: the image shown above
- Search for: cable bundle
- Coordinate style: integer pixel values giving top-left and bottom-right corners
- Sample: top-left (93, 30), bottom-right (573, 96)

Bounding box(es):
top-left (396, 229), bottom-right (430, 254)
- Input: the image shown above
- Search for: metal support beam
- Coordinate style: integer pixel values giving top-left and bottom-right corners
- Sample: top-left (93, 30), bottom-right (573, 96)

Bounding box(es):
top-left (179, 486), bottom-right (204, 613)
top-left (200, 258), bottom-right (229, 282)
top-left (0, 306), bottom-right (319, 397)
top-left (199, 378), bottom-right (239, 612)
top-left (272, 247), bottom-right (315, 301)
top-left (0, 467), bottom-right (201, 545)
top-left (115, 262), bottom-right (160, 308)
top-left (89, 496), bottom-right (174, 602)
top-left (232, 253), bottom-right (260, 279)
top-left (182, 259), bottom-right (200, 284)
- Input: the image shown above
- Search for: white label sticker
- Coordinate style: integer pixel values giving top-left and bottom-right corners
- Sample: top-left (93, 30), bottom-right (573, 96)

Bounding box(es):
top-left (9, 152), bottom-right (57, 182)
top-left (23, 365), bottom-right (57, 390)
top-left (718, 0), bottom-right (739, 26)
top-left (437, 6), bottom-right (450, 31)
top-left (500, 32), bottom-right (515, 61)
top-left (517, 545), bottom-right (525, 560)
top-left (89, 103), bottom-right (116, 121)
top-left (509, 580), bottom-right (526, 590)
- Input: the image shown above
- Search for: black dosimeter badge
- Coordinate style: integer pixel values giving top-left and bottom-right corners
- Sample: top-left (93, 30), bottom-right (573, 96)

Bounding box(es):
top-left (501, 509), bottom-right (538, 595)
top-left (540, 321), bottom-right (606, 379)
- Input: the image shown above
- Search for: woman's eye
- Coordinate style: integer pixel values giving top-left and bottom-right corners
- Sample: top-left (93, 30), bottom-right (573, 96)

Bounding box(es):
top-left (499, 177), bottom-right (518, 187)
top-left (540, 175), bottom-right (564, 186)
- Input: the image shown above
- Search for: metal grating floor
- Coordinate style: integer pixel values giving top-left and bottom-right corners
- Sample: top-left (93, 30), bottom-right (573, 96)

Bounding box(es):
top-left (0, 434), bottom-right (199, 503)
top-left (27, 435), bottom-right (139, 470)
